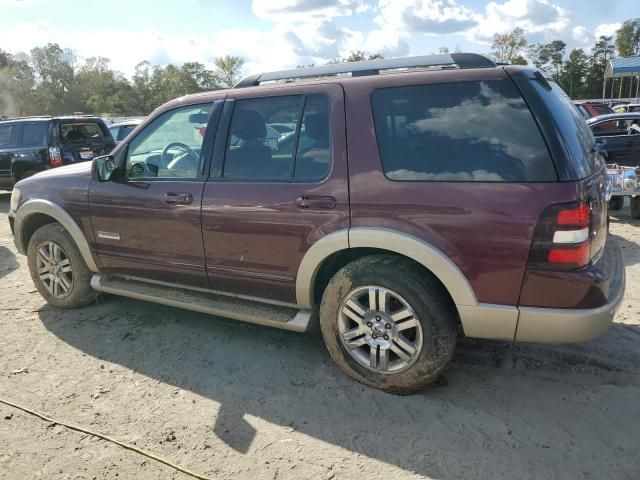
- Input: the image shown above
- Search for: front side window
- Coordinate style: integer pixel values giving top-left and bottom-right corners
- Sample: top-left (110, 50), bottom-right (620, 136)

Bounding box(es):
top-left (372, 80), bottom-right (557, 182)
top-left (223, 94), bottom-right (331, 182)
top-left (21, 123), bottom-right (46, 146)
top-left (592, 119), bottom-right (638, 136)
top-left (0, 125), bottom-right (12, 146)
top-left (126, 103), bottom-right (213, 180)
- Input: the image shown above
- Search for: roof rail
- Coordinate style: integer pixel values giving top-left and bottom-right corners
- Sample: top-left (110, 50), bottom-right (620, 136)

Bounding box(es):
top-left (0, 115), bottom-right (52, 121)
top-left (235, 53), bottom-right (496, 88)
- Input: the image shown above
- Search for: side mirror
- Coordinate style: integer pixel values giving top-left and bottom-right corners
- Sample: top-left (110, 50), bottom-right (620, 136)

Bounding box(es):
top-left (95, 155), bottom-right (118, 182)
top-left (264, 137), bottom-right (279, 151)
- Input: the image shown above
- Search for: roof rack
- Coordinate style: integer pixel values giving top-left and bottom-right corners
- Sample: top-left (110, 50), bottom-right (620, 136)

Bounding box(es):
top-left (1, 115), bottom-right (52, 121)
top-left (235, 53), bottom-right (496, 88)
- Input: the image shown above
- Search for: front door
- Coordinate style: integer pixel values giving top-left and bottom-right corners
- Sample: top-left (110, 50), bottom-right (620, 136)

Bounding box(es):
top-left (202, 84), bottom-right (349, 304)
top-left (89, 100), bottom-right (220, 288)
top-left (594, 119), bottom-right (640, 166)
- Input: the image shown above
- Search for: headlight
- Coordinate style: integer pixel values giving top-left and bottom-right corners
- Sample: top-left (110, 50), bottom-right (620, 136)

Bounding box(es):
top-left (10, 187), bottom-right (20, 212)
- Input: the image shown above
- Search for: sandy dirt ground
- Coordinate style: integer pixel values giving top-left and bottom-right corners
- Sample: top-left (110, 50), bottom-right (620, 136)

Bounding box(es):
top-left (0, 190), bottom-right (639, 480)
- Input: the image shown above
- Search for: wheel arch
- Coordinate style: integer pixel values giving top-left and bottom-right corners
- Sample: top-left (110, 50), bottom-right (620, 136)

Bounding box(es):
top-left (296, 227), bottom-right (478, 310)
top-left (15, 199), bottom-right (99, 272)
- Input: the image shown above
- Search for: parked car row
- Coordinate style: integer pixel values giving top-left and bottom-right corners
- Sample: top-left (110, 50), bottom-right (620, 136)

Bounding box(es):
top-left (0, 115), bottom-right (147, 191)
top-left (8, 53), bottom-right (625, 393)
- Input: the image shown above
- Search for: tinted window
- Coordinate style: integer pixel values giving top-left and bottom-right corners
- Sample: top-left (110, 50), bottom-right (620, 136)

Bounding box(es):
top-left (223, 94), bottom-right (331, 182)
top-left (372, 80), bottom-right (556, 182)
top-left (117, 125), bottom-right (136, 141)
top-left (294, 95), bottom-right (331, 181)
top-left (20, 123), bottom-right (46, 146)
top-left (0, 125), bottom-right (12, 146)
top-left (127, 103), bottom-right (213, 180)
top-left (59, 122), bottom-right (108, 142)
top-left (592, 118), bottom-right (639, 136)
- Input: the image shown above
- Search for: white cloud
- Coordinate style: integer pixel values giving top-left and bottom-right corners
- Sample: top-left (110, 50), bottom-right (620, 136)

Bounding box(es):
top-left (595, 23), bottom-right (621, 38)
top-left (472, 0), bottom-right (571, 43)
top-left (252, 0), bottom-right (369, 21)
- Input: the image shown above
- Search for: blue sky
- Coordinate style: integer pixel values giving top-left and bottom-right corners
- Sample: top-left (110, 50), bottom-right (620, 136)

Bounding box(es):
top-left (0, 0), bottom-right (632, 76)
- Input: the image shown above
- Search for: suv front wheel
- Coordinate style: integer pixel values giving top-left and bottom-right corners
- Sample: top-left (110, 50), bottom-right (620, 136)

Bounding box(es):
top-left (27, 223), bottom-right (97, 308)
top-left (319, 255), bottom-right (458, 394)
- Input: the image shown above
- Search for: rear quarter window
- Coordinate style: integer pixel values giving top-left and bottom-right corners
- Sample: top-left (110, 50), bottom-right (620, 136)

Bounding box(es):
top-left (0, 125), bottom-right (13, 146)
top-left (372, 79), bottom-right (557, 182)
top-left (20, 123), bottom-right (46, 146)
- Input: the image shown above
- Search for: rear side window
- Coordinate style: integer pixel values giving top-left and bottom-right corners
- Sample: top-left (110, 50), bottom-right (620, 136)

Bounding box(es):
top-left (59, 122), bottom-right (108, 142)
top-left (372, 80), bottom-right (556, 182)
top-left (20, 123), bottom-right (46, 146)
top-left (0, 125), bottom-right (12, 146)
top-left (530, 80), bottom-right (600, 178)
top-left (117, 125), bottom-right (136, 141)
top-left (223, 94), bottom-right (331, 182)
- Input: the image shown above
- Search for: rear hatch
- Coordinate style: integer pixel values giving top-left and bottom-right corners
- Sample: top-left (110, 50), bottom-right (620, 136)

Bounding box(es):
top-left (53, 118), bottom-right (115, 164)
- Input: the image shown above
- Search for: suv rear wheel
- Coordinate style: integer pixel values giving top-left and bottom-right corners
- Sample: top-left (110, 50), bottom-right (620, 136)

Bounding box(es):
top-left (319, 255), bottom-right (458, 394)
top-left (27, 223), bottom-right (96, 308)
top-left (631, 197), bottom-right (640, 219)
top-left (609, 196), bottom-right (624, 211)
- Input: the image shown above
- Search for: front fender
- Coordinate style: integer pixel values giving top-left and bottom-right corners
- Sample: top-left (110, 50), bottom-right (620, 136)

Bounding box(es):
top-left (14, 199), bottom-right (100, 273)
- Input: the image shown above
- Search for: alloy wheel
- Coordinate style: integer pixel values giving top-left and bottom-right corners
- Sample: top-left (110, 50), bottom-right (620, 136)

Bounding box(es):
top-left (338, 286), bottom-right (423, 374)
top-left (36, 241), bottom-right (73, 298)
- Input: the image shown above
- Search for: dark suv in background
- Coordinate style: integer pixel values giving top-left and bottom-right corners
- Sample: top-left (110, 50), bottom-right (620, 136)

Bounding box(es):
top-left (8, 54), bottom-right (625, 394)
top-left (0, 116), bottom-right (114, 190)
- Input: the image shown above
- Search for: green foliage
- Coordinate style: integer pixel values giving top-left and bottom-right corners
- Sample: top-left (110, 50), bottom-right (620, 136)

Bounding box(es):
top-left (329, 50), bottom-right (384, 64)
top-left (528, 40), bottom-right (566, 81)
top-left (0, 44), bottom-right (244, 117)
top-left (491, 27), bottom-right (528, 64)
top-left (616, 18), bottom-right (640, 57)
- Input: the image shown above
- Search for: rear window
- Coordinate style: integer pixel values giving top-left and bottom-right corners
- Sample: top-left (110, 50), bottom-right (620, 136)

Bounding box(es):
top-left (372, 79), bottom-right (556, 182)
top-left (59, 122), bottom-right (109, 142)
top-left (593, 105), bottom-right (612, 115)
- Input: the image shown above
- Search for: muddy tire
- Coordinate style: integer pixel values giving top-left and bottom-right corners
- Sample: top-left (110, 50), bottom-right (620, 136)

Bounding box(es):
top-left (609, 196), bottom-right (624, 211)
top-left (631, 197), bottom-right (640, 219)
top-left (319, 255), bottom-right (458, 395)
top-left (27, 223), bottom-right (97, 308)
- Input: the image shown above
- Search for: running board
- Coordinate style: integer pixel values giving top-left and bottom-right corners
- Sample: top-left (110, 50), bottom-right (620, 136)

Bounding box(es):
top-left (90, 274), bottom-right (312, 332)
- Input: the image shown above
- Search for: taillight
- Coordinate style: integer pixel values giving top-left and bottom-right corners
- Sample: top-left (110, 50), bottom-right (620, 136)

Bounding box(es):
top-left (527, 201), bottom-right (592, 271)
top-left (48, 147), bottom-right (63, 167)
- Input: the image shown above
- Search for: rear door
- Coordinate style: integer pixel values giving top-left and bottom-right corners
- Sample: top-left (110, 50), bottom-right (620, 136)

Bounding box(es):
top-left (592, 119), bottom-right (639, 166)
top-left (54, 119), bottom-right (115, 163)
top-left (201, 84), bottom-right (349, 304)
top-left (13, 122), bottom-right (48, 179)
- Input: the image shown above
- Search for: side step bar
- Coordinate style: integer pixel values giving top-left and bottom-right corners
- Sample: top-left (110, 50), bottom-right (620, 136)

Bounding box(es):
top-left (90, 274), bottom-right (313, 332)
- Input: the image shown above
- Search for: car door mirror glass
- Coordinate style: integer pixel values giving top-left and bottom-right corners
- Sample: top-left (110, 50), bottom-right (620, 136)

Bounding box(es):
top-left (264, 137), bottom-right (279, 151)
top-left (95, 155), bottom-right (117, 182)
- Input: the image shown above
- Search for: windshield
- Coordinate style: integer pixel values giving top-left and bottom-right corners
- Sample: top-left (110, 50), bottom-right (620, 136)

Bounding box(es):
top-left (59, 122), bottom-right (109, 142)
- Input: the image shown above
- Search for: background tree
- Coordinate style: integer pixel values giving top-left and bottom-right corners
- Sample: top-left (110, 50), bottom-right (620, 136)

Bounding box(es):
top-left (213, 55), bottom-right (245, 89)
top-left (560, 48), bottom-right (588, 98)
top-left (491, 27), bottom-right (528, 65)
top-left (616, 19), bottom-right (640, 57)
top-left (584, 35), bottom-right (616, 99)
top-left (528, 40), bottom-right (566, 81)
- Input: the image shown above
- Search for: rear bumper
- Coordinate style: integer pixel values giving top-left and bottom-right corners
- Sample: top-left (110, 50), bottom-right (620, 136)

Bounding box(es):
top-left (515, 237), bottom-right (625, 344)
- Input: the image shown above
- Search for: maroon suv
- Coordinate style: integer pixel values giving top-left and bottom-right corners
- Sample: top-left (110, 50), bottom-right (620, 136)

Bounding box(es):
top-left (8, 53), bottom-right (625, 394)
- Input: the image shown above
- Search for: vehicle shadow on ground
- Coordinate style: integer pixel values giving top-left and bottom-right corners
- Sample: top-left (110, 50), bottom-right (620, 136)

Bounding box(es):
top-left (0, 192), bottom-right (10, 215)
top-left (0, 246), bottom-right (19, 279)
top-left (39, 296), bottom-right (640, 478)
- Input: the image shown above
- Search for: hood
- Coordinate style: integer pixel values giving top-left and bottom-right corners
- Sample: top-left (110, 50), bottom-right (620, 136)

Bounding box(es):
top-left (27, 162), bottom-right (93, 184)
top-left (15, 160), bottom-right (93, 209)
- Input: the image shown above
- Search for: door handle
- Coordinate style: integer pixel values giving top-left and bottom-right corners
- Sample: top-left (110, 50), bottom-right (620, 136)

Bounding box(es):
top-left (163, 192), bottom-right (193, 205)
top-left (295, 195), bottom-right (337, 209)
